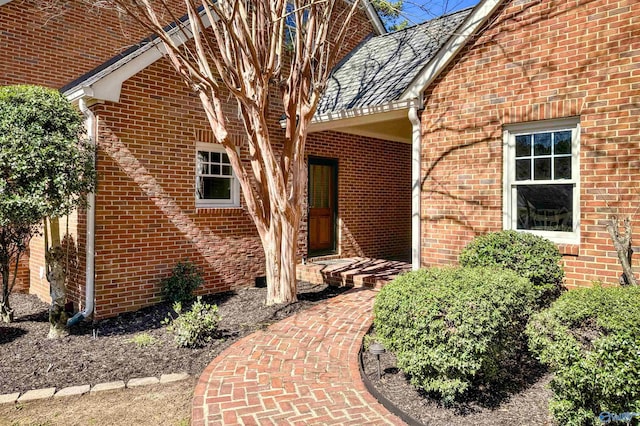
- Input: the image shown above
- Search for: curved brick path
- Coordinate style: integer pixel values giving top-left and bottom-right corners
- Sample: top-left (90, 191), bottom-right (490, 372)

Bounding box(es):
top-left (192, 288), bottom-right (404, 425)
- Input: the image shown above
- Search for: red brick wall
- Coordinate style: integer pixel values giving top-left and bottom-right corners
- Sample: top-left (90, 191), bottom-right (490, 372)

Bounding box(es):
top-left (420, 0), bottom-right (640, 288)
top-left (3, 0), bottom-right (384, 317)
top-left (91, 54), bottom-right (410, 319)
top-left (307, 133), bottom-right (412, 261)
top-left (0, 0), bottom-right (185, 88)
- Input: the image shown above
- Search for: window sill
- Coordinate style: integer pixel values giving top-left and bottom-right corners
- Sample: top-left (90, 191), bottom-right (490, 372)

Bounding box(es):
top-left (196, 206), bottom-right (243, 214)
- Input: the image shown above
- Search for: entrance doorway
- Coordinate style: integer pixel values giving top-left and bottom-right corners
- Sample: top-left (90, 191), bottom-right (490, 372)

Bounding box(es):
top-left (308, 158), bottom-right (337, 255)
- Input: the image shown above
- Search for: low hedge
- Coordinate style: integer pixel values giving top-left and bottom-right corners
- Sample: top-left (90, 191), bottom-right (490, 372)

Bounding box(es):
top-left (459, 230), bottom-right (564, 305)
top-left (526, 285), bottom-right (640, 426)
top-left (373, 266), bottom-right (537, 403)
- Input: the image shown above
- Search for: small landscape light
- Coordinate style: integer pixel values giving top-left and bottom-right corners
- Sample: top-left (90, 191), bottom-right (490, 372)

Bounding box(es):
top-left (369, 342), bottom-right (386, 380)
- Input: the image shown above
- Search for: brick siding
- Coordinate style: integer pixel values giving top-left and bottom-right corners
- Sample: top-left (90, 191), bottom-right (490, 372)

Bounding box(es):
top-left (420, 0), bottom-right (640, 288)
top-left (2, 1), bottom-right (402, 318)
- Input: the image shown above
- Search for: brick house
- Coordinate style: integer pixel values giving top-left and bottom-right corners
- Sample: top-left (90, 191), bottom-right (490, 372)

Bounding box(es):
top-left (306, 0), bottom-right (639, 289)
top-left (2, 0), bottom-right (422, 319)
top-left (3, 0), bottom-right (635, 320)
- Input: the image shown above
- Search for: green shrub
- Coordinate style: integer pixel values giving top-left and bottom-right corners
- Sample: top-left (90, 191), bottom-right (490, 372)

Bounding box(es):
top-left (374, 266), bottom-right (537, 403)
top-left (161, 261), bottom-right (204, 303)
top-left (526, 285), bottom-right (640, 426)
top-left (164, 297), bottom-right (220, 348)
top-left (459, 230), bottom-right (564, 304)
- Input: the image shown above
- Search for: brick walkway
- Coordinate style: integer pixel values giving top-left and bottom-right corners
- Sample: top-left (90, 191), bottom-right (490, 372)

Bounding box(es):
top-left (192, 288), bottom-right (404, 425)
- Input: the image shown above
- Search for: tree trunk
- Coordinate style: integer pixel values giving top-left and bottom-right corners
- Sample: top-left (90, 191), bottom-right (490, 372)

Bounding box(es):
top-left (262, 213), bottom-right (299, 305)
top-left (46, 245), bottom-right (69, 338)
top-left (1, 259), bottom-right (16, 323)
top-left (606, 216), bottom-right (638, 286)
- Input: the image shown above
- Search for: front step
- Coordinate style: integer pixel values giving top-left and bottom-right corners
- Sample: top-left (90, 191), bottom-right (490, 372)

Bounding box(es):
top-left (297, 257), bottom-right (411, 289)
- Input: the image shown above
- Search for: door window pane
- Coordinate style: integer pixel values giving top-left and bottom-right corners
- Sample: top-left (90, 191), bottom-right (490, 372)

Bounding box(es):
top-left (310, 164), bottom-right (331, 208)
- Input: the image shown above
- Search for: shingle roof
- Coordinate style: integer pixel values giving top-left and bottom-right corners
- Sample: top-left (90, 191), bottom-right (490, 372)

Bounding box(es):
top-left (316, 8), bottom-right (472, 115)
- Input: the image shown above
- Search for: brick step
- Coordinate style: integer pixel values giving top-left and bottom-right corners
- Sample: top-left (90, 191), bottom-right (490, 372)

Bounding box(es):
top-left (297, 257), bottom-right (411, 289)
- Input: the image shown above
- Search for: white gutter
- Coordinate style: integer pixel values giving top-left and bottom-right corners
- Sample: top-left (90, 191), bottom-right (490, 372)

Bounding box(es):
top-left (408, 101), bottom-right (421, 270)
top-left (68, 98), bottom-right (96, 325)
top-left (309, 99), bottom-right (418, 132)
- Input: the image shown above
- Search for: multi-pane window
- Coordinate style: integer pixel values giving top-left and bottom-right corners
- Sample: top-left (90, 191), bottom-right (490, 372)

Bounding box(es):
top-left (503, 118), bottom-right (580, 244)
top-left (196, 142), bottom-right (239, 207)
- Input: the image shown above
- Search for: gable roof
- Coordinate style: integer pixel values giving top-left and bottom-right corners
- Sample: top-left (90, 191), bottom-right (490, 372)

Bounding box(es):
top-left (61, 1), bottom-right (385, 103)
top-left (316, 8), bottom-right (472, 115)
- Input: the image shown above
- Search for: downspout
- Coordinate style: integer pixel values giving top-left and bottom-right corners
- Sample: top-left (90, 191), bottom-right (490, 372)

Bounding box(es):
top-left (68, 97), bottom-right (96, 326)
top-left (409, 100), bottom-right (421, 271)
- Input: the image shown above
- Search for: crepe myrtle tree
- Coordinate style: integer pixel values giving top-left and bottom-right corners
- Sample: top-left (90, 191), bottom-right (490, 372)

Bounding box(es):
top-left (0, 85), bottom-right (95, 323)
top-left (100, 0), bottom-right (363, 305)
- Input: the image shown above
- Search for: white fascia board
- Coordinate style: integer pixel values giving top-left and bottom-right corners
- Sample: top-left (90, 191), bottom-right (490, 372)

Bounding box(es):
top-left (64, 12), bottom-right (209, 104)
top-left (0, 0), bottom-right (13, 5)
top-left (309, 98), bottom-right (420, 132)
top-left (361, 0), bottom-right (386, 35)
top-left (400, 0), bottom-right (504, 101)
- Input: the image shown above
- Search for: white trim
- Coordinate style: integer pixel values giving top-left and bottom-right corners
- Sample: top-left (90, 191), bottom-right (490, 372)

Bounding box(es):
top-left (309, 99), bottom-right (420, 132)
top-left (361, 0), bottom-right (386, 35)
top-left (400, 0), bottom-right (504, 101)
top-left (0, 0), bottom-right (14, 6)
top-left (195, 142), bottom-right (240, 208)
top-left (64, 13), bottom-right (211, 103)
top-left (502, 117), bottom-right (581, 245)
top-left (409, 103), bottom-right (421, 270)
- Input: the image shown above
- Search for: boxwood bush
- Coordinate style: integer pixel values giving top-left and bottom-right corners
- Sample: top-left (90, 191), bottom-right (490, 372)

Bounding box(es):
top-left (161, 261), bottom-right (204, 303)
top-left (459, 230), bottom-right (564, 305)
top-left (374, 266), bottom-right (537, 403)
top-left (526, 285), bottom-right (640, 426)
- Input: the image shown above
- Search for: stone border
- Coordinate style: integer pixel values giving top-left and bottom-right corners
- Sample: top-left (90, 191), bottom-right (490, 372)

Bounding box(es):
top-left (0, 373), bottom-right (191, 405)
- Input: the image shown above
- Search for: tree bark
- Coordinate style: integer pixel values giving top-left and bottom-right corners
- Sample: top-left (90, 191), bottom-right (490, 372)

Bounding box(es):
top-left (46, 245), bottom-right (69, 338)
top-left (606, 216), bottom-right (638, 286)
top-left (262, 211), bottom-right (300, 305)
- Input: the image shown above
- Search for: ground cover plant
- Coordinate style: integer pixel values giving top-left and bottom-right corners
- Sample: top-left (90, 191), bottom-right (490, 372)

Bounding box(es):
top-left (459, 230), bottom-right (564, 305)
top-left (374, 266), bottom-right (538, 403)
top-left (526, 285), bottom-right (640, 426)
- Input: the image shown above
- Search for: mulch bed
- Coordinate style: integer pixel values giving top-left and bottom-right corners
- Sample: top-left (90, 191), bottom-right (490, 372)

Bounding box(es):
top-left (0, 282), bottom-right (348, 395)
top-left (361, 331), bottom-right (555, 426)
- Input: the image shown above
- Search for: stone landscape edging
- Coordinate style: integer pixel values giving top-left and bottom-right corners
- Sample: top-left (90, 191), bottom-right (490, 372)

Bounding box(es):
top-left (0, 372), bottom-right (191, 405)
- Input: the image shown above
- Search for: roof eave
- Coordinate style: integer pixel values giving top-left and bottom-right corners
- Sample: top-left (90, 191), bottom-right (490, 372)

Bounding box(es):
top-left (62, 13), bottom-right (207, 103)
top-left (309, 98), bottom-right (420, 130)
top-left (400, 0), bottom-right (505, 101)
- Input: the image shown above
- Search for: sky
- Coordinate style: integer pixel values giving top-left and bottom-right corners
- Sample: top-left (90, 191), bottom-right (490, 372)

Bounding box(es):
top-left (394, 0), bottom-right (480, 27)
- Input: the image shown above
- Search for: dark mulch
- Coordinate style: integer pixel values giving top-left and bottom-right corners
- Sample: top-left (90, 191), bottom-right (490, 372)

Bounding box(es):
top-left (361, 332), bottom-right (555, 426)
top-left (0, 282), bottom-right (348, 395)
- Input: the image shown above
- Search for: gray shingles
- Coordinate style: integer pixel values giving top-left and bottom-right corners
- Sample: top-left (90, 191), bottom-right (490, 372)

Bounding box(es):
top-left (317, 8), bottom-right (472, 115)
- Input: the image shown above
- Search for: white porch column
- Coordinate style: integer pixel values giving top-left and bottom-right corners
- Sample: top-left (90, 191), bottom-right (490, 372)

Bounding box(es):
top-left (409, 101), bottom-right (421, 270)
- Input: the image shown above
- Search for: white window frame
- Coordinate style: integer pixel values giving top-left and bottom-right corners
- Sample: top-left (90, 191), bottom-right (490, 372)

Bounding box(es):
top-left (503, 117), bottom-right (580, 245)
top-left (195, 142), bottom-right (240, 208)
